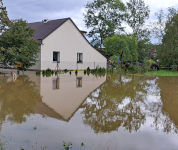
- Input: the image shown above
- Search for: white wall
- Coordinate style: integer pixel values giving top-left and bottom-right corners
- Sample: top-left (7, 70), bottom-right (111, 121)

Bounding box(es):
top-left (39, 19), bottom-right (107, 70)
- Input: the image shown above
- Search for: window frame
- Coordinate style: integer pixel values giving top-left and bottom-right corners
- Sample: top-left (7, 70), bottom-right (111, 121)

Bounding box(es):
top-left (77, 53), bottom-right (83, 63)
top-left (53, 51), bottom-right (60, 63)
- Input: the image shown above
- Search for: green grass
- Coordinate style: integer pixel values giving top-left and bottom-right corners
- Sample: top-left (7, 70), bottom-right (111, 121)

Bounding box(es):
top-left (145, 70), bottom-right (178, 76)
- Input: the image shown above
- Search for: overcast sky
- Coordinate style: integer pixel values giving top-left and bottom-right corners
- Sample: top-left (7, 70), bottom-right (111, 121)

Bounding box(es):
top-left (3, 0), bottom-right (178, 42)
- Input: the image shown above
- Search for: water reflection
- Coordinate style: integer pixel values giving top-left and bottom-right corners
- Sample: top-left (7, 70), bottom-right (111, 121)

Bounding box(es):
top-left (82, 75), bottom-right (148, 133)
top-left (1, 72), bottom-right (178, 149)
top-left (82, 74), bottom-right (178, 134)
top-left (0, 75), bottom-right (40, 123)
top-left (38, 73), bottom-right (106, 121)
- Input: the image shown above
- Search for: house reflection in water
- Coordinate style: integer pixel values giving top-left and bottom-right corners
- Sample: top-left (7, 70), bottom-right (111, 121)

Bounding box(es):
top-left (52, 77), bottom-right (60, 90)
top-left (29, 72), bottom-right (106, 121)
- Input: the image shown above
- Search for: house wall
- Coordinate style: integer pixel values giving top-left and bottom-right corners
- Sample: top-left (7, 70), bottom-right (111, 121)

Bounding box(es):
top-left (39, 19), bottom-right (107, 70)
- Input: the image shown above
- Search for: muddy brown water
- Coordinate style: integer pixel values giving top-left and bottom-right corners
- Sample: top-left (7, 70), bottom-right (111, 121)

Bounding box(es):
top-left (0, 72), bottom-right (178, 150)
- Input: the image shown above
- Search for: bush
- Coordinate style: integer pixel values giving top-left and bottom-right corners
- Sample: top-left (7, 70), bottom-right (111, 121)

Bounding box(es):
top-left (75, 70), bottom-right (78, 75)
top-left (133, 63), bottom-right (142, 73)
top-left (42, 70), bottom-right (46, 74)
top-left (87, 67), bottom-right (90, 72)
top-left (46, 68), bottom-right (52, 74)
top-left (171, 64), bottom-right (177, 71)
top-left (98, 67), bottom-right (106, 73)
top-left (36, 71), bottom-right (41, 75)
top-left (64, 69), bottom-right (68, 73)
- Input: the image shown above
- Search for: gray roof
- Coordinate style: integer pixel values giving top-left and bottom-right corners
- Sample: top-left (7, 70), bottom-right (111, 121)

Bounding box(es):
top-left (27, 18), bottom-right (69, 42)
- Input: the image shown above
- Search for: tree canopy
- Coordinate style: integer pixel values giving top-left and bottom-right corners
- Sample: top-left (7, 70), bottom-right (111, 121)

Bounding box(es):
top-left (0, 0), bottom-right (10, 33)
top-left (0, 19), bottom-right (39, 70)
top-left (0, 1), bottom-right (39, 71)
top-left (159, 12), bottom-right (178, 65)
top-left (83, 0), bottom-right (126, 48)
top-left (126, 0), bottom-right (150, 37)
top-left (104, 34), bottom-right (138, 64)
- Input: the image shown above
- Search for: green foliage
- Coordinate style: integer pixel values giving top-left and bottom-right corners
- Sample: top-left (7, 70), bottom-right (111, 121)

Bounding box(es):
top-left (87, 67), bottom-right (90, 72)
top-left (98, 67), bottom-right (106, 73)
top-left (33, 126), bottom-right (37, 130)
top-left (63, 141), bottom-right (72, 150)
top-left (75, 70), bottom-right (78, 75)
top-left (0, 19), bottom-right (39, 70)
top-left (126, 0), bottom-right (150, 36)
top-left (84, 70), bottom-right (86, 74)
top-left (0, 0), bottom-right (10, 33)
top-left (64, 69), bottom-right (68, 73)
top-left (142, 59), bottom-right (151, 72)
top-left (46, 68), bottom-right (52, 74)
top-left (83, 0), bottom-right (126, 48)
top-left (104, 34), bottom-right (138, 63)
top-left (36, 71), bottom-right (41, 75)
top-left (147, 59), bottom-right (156, 66)
top-left (160, 12), bottom-right (178, 65)
top-left (145, 70), bottom-right (178, 76)
top-left (171, 64), bottom-right (177, 71)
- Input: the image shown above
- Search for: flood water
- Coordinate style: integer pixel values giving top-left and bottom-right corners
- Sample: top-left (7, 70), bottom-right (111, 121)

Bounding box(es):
top-left (0, 71), bottom-right (178, 150)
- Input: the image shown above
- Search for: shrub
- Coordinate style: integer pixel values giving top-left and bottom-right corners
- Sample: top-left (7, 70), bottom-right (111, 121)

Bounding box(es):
top-left (98, 67), bottom-right (106, 73)
top-left (64, 69), bottom-right (68, 73)
top-left (133, 63), bottom-right (142, 73)
top-left (171, 64), bottom-right (177, 71)
top-left (46, 68), bottom-right (52, 74)
top-left (84, 70), bottom-right (86, 74)
top-left (42, 70), bottom-right (46, 74)
top-left (75, 70), bottom-right (78, 75)
top-left (36, 71), bottom-right (41, 75)
top-left (87, 67), bottom-right (90, 72)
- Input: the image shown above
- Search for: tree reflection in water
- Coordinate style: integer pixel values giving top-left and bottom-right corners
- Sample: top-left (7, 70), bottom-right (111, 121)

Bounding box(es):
top-left (151, 76), bottom-right (178, 133)
top-left (82, 74), bottom-right (178, 134)
top-left (0, 75), bottom-right (40, 123)
top-left (81, 74), bottom-right (148, 133)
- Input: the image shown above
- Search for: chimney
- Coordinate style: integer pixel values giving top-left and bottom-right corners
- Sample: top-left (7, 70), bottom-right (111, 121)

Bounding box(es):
top-left (42, 19), bottom-right (49, 23)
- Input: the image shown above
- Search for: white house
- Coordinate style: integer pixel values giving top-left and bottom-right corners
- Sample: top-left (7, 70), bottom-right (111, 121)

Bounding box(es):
top-left (27, 18), bottom-right (107, 71)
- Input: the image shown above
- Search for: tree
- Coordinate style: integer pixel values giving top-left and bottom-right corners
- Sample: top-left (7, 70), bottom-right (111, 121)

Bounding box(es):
top-left (104, 34), bottom-right (138, 65)
top-left (126, 0), bottom-right (150, 36)
top-left (126, 0), bottom-right (150, 63)
top-left (0, 19), bottom-right (39, 70)
top-left (83, 0), bottom-right (126, 48)
top-left (0, 0), bottom-right (10, 33)
top-left (153, 8), bottom-right (178, 66)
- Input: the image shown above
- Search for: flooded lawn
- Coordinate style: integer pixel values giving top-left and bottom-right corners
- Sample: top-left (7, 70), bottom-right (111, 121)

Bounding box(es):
top-left (0, 71), bottom-right (178, 150)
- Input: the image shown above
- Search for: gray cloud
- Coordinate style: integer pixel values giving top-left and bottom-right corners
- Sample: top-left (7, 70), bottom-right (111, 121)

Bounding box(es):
top-left (2, 0), bottom-right (178, 43)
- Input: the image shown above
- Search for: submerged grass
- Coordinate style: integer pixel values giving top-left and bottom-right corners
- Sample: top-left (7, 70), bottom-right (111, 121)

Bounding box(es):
top-left (145, 70), bottom-right (178, 76)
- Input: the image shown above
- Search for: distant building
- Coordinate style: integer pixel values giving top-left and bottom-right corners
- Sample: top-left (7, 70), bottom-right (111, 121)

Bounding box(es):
top-left (146, 49), bottom-right (157, 59)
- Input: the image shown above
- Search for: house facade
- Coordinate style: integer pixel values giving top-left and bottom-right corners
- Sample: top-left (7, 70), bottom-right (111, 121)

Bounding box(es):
top-left (28, 18), bottom-right (107, 71)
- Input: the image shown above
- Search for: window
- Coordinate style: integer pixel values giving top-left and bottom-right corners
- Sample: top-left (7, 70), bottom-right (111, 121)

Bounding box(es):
top-left (76, 77), bottom-right (82, 87)
top-left (77, 53), bottom-right (83, 63)
top-left (52, 77), bottom-right (59, 90)
top-left (53, 52), bottom-right (60, 62)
